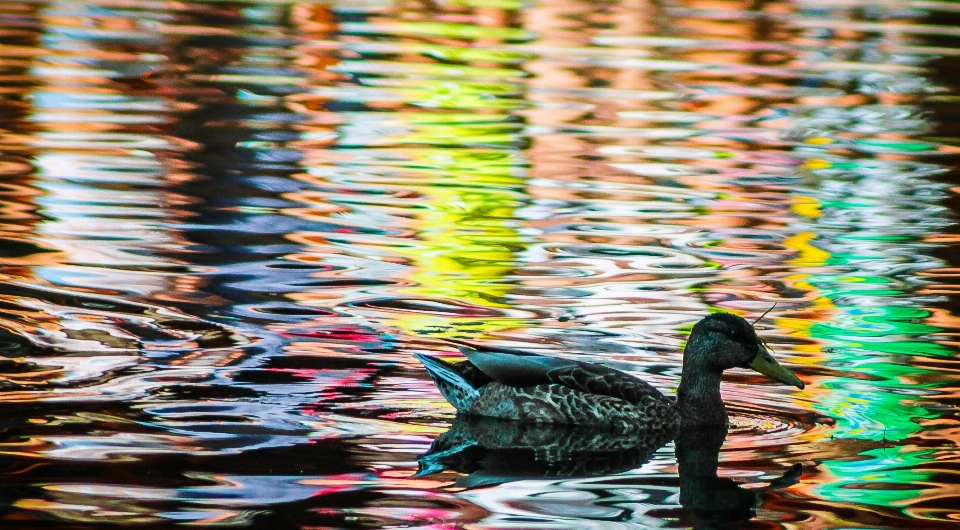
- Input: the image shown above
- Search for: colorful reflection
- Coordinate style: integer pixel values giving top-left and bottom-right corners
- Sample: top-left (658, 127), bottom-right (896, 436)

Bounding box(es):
top-left (0, 0), bottom-right (958, 528)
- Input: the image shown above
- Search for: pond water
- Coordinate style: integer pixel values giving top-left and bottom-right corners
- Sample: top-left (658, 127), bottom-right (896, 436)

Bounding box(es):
top-left (1, 0), bottom-right (960, 527)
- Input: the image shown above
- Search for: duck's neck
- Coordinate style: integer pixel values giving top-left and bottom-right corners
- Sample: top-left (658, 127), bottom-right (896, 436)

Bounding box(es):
top-left (676, 345), bottom-right (728, 428)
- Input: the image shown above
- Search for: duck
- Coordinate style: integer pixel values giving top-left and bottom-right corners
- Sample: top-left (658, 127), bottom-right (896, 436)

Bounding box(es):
top-left (414, 312), bottom-right (804, 431)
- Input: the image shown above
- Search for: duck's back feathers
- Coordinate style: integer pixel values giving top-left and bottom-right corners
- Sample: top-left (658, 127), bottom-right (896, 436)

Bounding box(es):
top-left (447, 339), bottom-right (669, 406)
top-left (448, 339), bottom-right (575, 387)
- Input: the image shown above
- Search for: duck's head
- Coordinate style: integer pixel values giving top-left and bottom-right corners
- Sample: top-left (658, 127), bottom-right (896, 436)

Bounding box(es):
top-left (687, 312), bottom-right (804, 389)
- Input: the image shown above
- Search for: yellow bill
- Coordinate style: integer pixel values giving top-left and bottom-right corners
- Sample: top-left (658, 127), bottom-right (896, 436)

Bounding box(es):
top-left (749, 348), bottom-right (804, 389)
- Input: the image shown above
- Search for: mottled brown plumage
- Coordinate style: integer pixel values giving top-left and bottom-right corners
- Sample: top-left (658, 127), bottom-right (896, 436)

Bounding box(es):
top-left (415, 312), bottom-right (804, 431)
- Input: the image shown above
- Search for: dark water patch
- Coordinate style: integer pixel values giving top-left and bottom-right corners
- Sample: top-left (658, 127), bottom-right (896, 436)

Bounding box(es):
top-left (231, 369), bottom-right (316, 385)
top-left (246, 304), bottom-right (340, 317)
top-left (150, 384), bottom-right (263, 401)
top-left (0, 328), bottom-right (36, 357)
top-left (349, 298), bottom-right (514, 317)
top-left (263, 355), bottom-right (376, 371)
top-left (0, 238), bottom-right (54, 258)
top-left (64, 264), bottom-right (198, 274)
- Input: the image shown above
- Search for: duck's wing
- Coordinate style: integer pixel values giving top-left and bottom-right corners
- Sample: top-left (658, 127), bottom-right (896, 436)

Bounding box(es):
top-left (445, 339), bottom-right (667, 406)
top-left (546, 362), bottom-right (667, 406)
top-left (445, 338), bottom-right (574, 387)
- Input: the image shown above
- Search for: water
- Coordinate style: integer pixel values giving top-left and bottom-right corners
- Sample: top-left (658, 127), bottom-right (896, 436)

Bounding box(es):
top-left (0, 0), bottom-right (959, 527)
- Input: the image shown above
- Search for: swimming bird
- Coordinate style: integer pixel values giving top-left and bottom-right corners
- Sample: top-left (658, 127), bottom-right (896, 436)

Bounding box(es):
top-left (414, 312), bottom-right (804, 431)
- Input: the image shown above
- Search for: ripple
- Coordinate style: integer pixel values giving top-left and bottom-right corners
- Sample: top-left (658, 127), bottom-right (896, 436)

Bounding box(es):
top-left (544, 244), bottom-right (713, 273)
top-left (507, 266), bottom-right (600, 278)
top-left (0, 0), bottom-right (958, 528)
top-left (348, 297), bottom-right (534, 319)
top-left (728, 411), bottom-right (810, 439)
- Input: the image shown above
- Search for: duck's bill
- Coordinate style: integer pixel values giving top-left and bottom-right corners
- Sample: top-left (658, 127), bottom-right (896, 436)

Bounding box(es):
top-left (749, 348), bottom-right (805, 389)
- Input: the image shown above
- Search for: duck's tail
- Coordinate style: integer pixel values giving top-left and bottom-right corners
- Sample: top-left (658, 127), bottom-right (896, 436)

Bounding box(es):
top-left (414, 353), bottom-right (480, 412)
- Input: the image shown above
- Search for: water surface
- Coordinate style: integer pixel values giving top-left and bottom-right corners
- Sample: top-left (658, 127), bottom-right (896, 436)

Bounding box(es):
top-left (1, 0), bottom-right (960, 527)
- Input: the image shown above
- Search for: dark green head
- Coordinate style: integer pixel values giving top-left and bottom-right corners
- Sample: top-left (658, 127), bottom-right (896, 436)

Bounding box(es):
top-left (687, 312), bottom-right (804, 389)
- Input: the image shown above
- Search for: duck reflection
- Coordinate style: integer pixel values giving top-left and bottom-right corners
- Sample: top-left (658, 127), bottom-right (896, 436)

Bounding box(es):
top-left (417, 416), bottom-right (674, 488)
top-left (418, 417), bottom-right (801, 528)
top-left (676, 426), bottom-right (802, 528)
